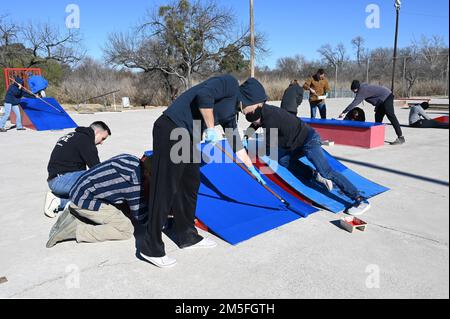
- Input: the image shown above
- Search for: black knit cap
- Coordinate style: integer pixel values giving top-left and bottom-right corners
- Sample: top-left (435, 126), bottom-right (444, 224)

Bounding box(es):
top-left (420, 102), bottom-right (430, 110)
top-left (351, 80), bottom-right (361, 91)
top-left (239, 78), bottom-right (267, 108)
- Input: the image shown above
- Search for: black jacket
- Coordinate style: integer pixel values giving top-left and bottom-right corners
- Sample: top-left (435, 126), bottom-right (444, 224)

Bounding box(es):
top-left (164, 75), bottom-right (240, 134)
top-left (280, 83), bottom-right (304, 114)
top-left (164, 74), bottom-right (243, 151)
top-left (246, 104), bottom-right (310, 154)
top-left (47, 127), bottom-right (100, 180)
top-left (4, 77), bottom-right (25, 105)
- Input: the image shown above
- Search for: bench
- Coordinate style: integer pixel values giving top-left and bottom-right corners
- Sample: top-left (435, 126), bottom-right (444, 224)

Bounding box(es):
top-left (300, 118), bottom-right (386, 149)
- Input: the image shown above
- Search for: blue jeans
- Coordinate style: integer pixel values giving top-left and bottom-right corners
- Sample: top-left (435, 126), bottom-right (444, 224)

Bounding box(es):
top-left (0, 103), bottom-right (23, 129)
top-left (280, 129), bottom-right (360, 201)
top-left (310, 102), bottom-right (327, 119)
top-left (48, 171), bottom-right (85, 209)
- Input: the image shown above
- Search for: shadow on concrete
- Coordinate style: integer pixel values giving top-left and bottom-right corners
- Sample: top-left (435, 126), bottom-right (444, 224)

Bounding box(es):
top-left (330, 219), bottom-right (344, 231)
top-left (334, 157), bottom-right (449, 187)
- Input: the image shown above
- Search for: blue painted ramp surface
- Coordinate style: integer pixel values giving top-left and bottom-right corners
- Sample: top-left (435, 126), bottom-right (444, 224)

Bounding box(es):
top-left (300, 117), bottom-right (384, 129)
top-left (20, 98), bottom-right (77, 131)
top-left (252, 139), bottom-right (389, 213)
top-left (197, 141), bottom-right (317, 244)
top-left (145, 141), bottom-right (318, 245)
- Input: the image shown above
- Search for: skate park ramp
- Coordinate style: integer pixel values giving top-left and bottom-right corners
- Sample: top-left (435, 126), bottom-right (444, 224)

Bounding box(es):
top-left (248, 138), bottom-right (389, 213)
top-left (196, 141), bottom-right (318, 245)
top-left (16, 98), bottom-right (77, 131)
top-left (145, 140), bottom-right (319, 245)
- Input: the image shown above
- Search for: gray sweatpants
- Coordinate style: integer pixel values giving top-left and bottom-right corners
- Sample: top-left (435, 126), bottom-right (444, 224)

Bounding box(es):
top-left (71, 204), bottom-right (134, 243)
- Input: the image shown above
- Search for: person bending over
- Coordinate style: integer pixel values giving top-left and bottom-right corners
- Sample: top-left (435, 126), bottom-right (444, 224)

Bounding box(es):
top-left (46, 154), bottom-right (149, 248)
top-left (243, 100), bottom-right (371, 216)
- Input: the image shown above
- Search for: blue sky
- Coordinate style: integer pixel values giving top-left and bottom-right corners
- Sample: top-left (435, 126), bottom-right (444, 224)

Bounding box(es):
top-left (1, 0), bottom-right (449, 68)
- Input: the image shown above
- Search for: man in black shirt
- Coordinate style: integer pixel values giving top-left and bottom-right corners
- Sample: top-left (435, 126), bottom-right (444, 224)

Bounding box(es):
top-left (243, 103), bottom-right (371, 216)
top-left (140, 75), bottom-right (267, 268)
top-left (44, 121), bottom-right (111, 218)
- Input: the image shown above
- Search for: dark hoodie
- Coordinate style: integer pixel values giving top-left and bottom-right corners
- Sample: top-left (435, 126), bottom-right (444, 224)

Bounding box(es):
top-left (47, 127), bottom-right (100, 180)
top-left (280, 83), bottom-right (304, 114)
top-left (4, 77), bottom-right (25, 105)
top-left (246, 104), bottom-right (311, 154)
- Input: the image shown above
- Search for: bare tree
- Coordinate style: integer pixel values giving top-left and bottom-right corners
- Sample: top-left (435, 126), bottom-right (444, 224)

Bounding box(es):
top-left (317, 43), bottom-right (348, 68)
top-left (0, 14), bottom-right (20, 67)
top-left (21, 21), bottom-right (85, 67)
top-left (276, 55), bottom-right (305, 77)
top-left (351, 36), bottom-right (365, 66)
top-left (416, 35), bottom-right (447, 74)
top-left (105, 0), bottom-right (267, 90)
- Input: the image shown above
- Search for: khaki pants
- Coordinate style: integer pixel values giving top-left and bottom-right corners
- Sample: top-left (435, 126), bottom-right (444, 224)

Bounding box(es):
top-left (71, 204), bottom-right (134, 243)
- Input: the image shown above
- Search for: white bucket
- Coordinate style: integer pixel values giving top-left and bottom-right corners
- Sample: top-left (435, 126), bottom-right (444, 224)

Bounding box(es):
top-left (122, 97), bottom-right (130, 108)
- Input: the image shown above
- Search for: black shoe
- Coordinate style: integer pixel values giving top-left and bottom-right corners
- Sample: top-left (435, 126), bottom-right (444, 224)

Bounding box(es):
top-left (0, 128), bottom-right (6, 133)
top-left (390, 136), bottom-right (405, 145)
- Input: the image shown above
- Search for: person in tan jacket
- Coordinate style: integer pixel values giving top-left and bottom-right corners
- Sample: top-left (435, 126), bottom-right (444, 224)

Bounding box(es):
top-left (303, 69), bottom-right (330, 119)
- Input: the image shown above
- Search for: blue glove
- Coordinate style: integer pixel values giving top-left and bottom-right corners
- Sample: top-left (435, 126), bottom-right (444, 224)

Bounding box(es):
top-left (242, 137), bottom-right (249, 149)
top-left (205, 128), bottom-right (219, 144)
top-left (248, 166), bottom-right (267, 185)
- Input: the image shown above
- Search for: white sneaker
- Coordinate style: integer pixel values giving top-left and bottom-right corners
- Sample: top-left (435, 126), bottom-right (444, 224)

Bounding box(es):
top-left (347, 200), bottom-right (371, 216)
top-left (183, 237), bottom-right (217, 250)
top-left (44, 192), bottom-right (61, 218)
top-left (315, 173), bottom-right (333, 192)
top-left (140, 253), bottom-right (177, 268)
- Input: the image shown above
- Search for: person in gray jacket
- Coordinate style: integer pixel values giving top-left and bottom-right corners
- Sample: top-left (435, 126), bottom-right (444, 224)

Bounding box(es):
top-left (339, 80), bottom-right (405, 145)
top-left (409, 102), bottom-right (448, 129)
top-left (280, 80), bottom-right (304, 116)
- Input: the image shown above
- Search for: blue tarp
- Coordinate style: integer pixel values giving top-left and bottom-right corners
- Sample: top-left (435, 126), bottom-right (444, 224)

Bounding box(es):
top-left (251, 139), bottom-right (389, 213)
top-left (19, 98), bottom-right (77, 131)
top-left (144, 140), bottom-right (318, 245)
top-left (27, 75), bottom-right (48, 94)
top-left (300, 117), bottom-right (384, 129)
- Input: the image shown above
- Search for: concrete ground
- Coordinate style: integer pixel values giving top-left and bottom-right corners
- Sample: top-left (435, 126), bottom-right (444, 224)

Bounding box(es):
top-left (0, 98), bottom-right (448, 299)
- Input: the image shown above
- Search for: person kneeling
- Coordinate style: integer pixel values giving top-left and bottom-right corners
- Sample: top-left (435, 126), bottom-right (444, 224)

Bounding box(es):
top-left (241, 89), bottom-right (371, 216)
top-left (46, 154), bottom-right (149, 248)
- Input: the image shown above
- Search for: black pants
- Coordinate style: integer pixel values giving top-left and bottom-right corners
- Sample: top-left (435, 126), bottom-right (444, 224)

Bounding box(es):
top-left (141, 115), bottom-right (203, 257)
top-left (375, 94), bottom-right (403, 137)
top-left (410, 119), bottom-right (449, 129)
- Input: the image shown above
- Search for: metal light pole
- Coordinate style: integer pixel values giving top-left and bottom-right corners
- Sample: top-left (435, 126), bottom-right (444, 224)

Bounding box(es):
top-left (446, 54), bottom-right (449, 97)
top-left (391, 0), bottom-right (401, 93)
top-left (250, 0), bottom-right (255, 78)
top-left (366, 57), bottom-right (370, 83)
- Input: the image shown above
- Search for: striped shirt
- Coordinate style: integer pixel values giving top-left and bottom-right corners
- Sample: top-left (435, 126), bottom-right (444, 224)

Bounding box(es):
top-left (69, 154), bottom-right (147, 223)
